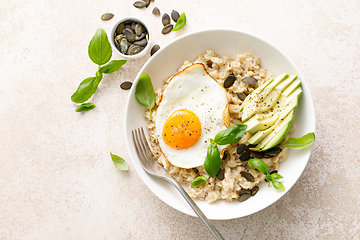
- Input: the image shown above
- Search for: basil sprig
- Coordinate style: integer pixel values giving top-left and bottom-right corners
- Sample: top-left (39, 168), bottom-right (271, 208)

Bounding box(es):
top-left (135, 72), bottom-right (156, 119)
top-left (191, 176), bottom-right (208, 188)
top-left (172, 13), bottom-right (186, 31)
top-left (75, 102), bottom-right (96, 112)
top-left (204, 124), bottom-right (247, 177)
top-left (248, 158), bottom-right (285, 191)
top-left (111, 153), bottom-right (129, 171)
top-left (280, 132), bottom-right (315, 149)
top-left (71, 28), bottom-right (127, 111)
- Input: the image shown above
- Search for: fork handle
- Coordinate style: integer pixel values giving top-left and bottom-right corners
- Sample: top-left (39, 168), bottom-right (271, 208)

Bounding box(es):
top-left (169, 179), bottom-right (225, 240)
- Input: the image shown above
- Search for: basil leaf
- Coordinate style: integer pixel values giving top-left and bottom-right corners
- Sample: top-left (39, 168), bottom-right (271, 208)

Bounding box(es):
top-left (281, 132), bottom-right (315, 149)
top-left (204, 141), bottom-right (222, 177)
top-left (172, 13), bottom-right (186, 31)
top-left (214, 124), bottom-right (247, 145)
top-left (271, 173), bottom-right (283, 181)
top-left (75, 102), bottom-right (96, 112)
top-left (135, 72), bottom-right (156, 119)
top-left (88, 28), bottom-right (112, 65)
top-left (272, 180), bottom-right (285, 192)
top-left (191, 176), bottom-right (208, 188)
top-left (111, 153), bottom-right (129, 171)
top-left (71, 71), bottom-right (103, 103)
top-left (99, 60), bottom-right (127, 74)
top-left (248, 158), bottom-right (270, 176)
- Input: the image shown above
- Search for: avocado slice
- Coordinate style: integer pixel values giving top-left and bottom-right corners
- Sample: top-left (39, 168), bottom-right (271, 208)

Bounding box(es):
top-left (239, 78), bottom-right (274, 112)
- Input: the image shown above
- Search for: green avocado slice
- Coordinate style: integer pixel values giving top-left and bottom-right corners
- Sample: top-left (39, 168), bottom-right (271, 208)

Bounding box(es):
top-left (239, 78), bottom-right (274, 112)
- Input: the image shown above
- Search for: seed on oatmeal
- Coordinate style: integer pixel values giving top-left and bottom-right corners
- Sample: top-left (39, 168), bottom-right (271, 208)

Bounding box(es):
top-left (241, 171), bottom-right (255, 182)
top-left (161, 24), bottom-right (173, 34)
top-left (238, 190), bottom-right (252, 202)
top-left (270, 170), bottom-right (278, 175)
top-left (236, 92), bottom-right (247, 101)
top-left (251, 186), bottom-right (259, 196)
top-left (242, 76), bottom-right (258, 85)
top-left (101, 13), bottom-right (114, 21)
top-left (133, 0), bottom-right (147, 8)
top-left (223, 74), bottom-right (236, 88)
top-left (264, 147), bottom-right (282, 157)
top-left (245, 144), bottom-right (256, 151)
top-left (216, 169), bottom-right (225, 180)
top-left (239, 151), bottom-right (250, 162)
top-left (249, 150), bottom-right (264, 158)
top-left (222, 150), bottom-right (229, 160)
top-left (162, 13), bottom-right (171, 26)
top-left (120, 81), bottom-right (132, 90)
top-left (237, 144), bottom-right (246, 154)
top-left (152, 7), bottom-right (160, 16)
top-left (150, 44), bottom-right (160, 56)
top-left (171, 10), bottom-right (180, 22)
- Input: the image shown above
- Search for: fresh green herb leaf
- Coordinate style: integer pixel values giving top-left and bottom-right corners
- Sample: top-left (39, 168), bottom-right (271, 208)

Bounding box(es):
top-left (191, 176), bottom-right (208, 188)
top-left (172, 13), bottom-right (186, 31)
top-left (204, 140), bottom-right (222, 177)
top-left (248, 158), bottom-right (270, 176)
top-left (111, 153), bottom-right (129, 171)
top-left (75, 102), bottom-right (96, 112)
top-left (271, 173), bottom-right (283, 181)
top-left (88, 28), bottom-right (112, 65)
top-left (214, 124), bottom-right (247, 145)
top-left (71, 71), bottom-right (103, 104)
top-left (135, 72), bottom-right (156, 119)
top-left (281, 132), bottom-right (315, 149)
top-left (272, 180), bottom-right (285, 192)
top-left (99, 60), bottom-right (127, 74)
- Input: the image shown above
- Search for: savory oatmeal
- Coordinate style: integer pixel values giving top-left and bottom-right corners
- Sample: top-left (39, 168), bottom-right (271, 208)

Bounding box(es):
top-left (145, 50), bottom-right (290, 203)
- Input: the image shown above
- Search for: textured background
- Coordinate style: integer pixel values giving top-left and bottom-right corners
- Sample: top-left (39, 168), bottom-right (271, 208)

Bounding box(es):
top-left (1, 0), bottom-right (360, 239)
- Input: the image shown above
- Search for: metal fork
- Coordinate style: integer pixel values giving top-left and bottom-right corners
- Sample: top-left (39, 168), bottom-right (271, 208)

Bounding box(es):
top-left (132, 128), bottom-right (225, 240)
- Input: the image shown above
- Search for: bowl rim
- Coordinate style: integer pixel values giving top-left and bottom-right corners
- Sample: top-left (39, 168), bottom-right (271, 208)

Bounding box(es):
top-left (124, 28), bottom-right (316, 220)
top-left (110, 16), bottom-right (152, 60)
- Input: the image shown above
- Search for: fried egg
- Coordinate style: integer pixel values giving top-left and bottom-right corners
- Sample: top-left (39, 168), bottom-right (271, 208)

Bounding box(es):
top-left (155, 63), bottom-right (230, 168)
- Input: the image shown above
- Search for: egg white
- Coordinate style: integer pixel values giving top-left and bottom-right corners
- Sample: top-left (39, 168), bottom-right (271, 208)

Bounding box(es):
top-left (155, 63), bottom-right (229, 168)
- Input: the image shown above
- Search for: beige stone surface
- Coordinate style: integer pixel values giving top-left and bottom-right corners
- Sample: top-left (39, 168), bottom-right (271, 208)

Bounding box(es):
top-left (1, 0), bottom-right (360, 239)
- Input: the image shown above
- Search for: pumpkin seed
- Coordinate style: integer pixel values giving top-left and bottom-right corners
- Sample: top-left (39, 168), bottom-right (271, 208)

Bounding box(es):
top-left (101, 13), bottom-right (114, 21)
top-left (241, 171), bottom-right (255, 182)
top-left (123, 28), bottom-right (135, 42)
top-left (237, 144), bottom-right (246, 154)
top-left (216, 169), bottom-right (225, 180)
top-left (115, 34), bottom-right (126, 42)
top-left (120, 81), bottom-right (133, 90)
top-left (222, 150), bottom-right (229, 160)
top-left (133, 38), bottom-right (147, 47)
top-left (251, 186), bottom-right (259, 196)
top-left (127, 44), bottom-right (144, 55)
top-left (143, 0), bottom-right (150, 6)
top-left (242, 76), bottom-right (258, 85)
top-left (152, 7), bottom-right (160, 16)
top-left (150, 44), bottom-right (160, 56)
top-left (135, 32), bottom-right (146, 41)
top-left (223, 74), bottom-right (236, 88)
top-left (249, 150), bottom-right (263, 158)
top-left (245, 144), bottom-right (256, 151)
top-left (239, 151), bottom-right (250, 162)
top-left (120, 39), bottom-right (130, 54)
top-left (162, 13), bottom-right (171, 26)
top-left (135, 23), bottom-right (145, 36)
top-left (133, 0), bottom-right (147, 8)
top-left (238, 190), bottom-right (252, 202)
top-left (264, 147), bottom-right (282, 157)
top-left (236, 92), bottom-right (247, 101)
top-left (161, 24), bottom-right (173, 34)
top-left (171, 10), bottom-right (180, 22)
top-left (116, 23), bottom-right (125, 35)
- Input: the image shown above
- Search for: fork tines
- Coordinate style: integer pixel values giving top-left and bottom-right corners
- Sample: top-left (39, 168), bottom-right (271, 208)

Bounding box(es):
top-left (132, 128), bottom-right (155, 166)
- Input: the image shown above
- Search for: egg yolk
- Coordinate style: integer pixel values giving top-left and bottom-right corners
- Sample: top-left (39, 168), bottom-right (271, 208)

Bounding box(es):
top-left (162, 109), bottom-right (202, 150)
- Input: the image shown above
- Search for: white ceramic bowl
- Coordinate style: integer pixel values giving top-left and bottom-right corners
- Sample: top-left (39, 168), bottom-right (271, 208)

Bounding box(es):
top-left (110, 17), bottom-right (151, 59)
top-left (124, 29), bottom-right (315, 220)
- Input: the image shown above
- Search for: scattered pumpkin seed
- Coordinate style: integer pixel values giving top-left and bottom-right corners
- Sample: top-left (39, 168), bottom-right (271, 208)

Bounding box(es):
top-left (133, 0), bottom-right (147, 8)
top-left (251, 186), bottom-right (259, 196)
top-left (152, 7), bottom-right (160, 16)
top-left (162, 13), bottom-right (171, 26)
top-left (120, 81), bottom-right (133, 90)
top-left (241, 171), bottom-right (255, 182)
top-left (239, 151), bottom-right (250, 162)
top-left (101, 13), bottom-right (114, 21)
top-left (264, 147), bottom-right (282, 157)
top-left (242, 76), bottom-right (258, 85)
top-left (171, 10), bottom-right (180, 22)
top-left (237, 144), bottom-right (246, 155)
top-left (216, 169), bottom-right (225, 180)
top-left (223, 74), bottom-right (236, 88)
top-left (150, 44), bottom-right (160, 56)
top-left (161, 24), bottom-right (173, 34)
top-left (249, 150), bottom-right (264, 158)
top-left (238, 190), bottom-right (252, 202)
top-left (236, 92), bottom-right (247, 101)
top-left (143, 0), bottom-right (150, 7)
